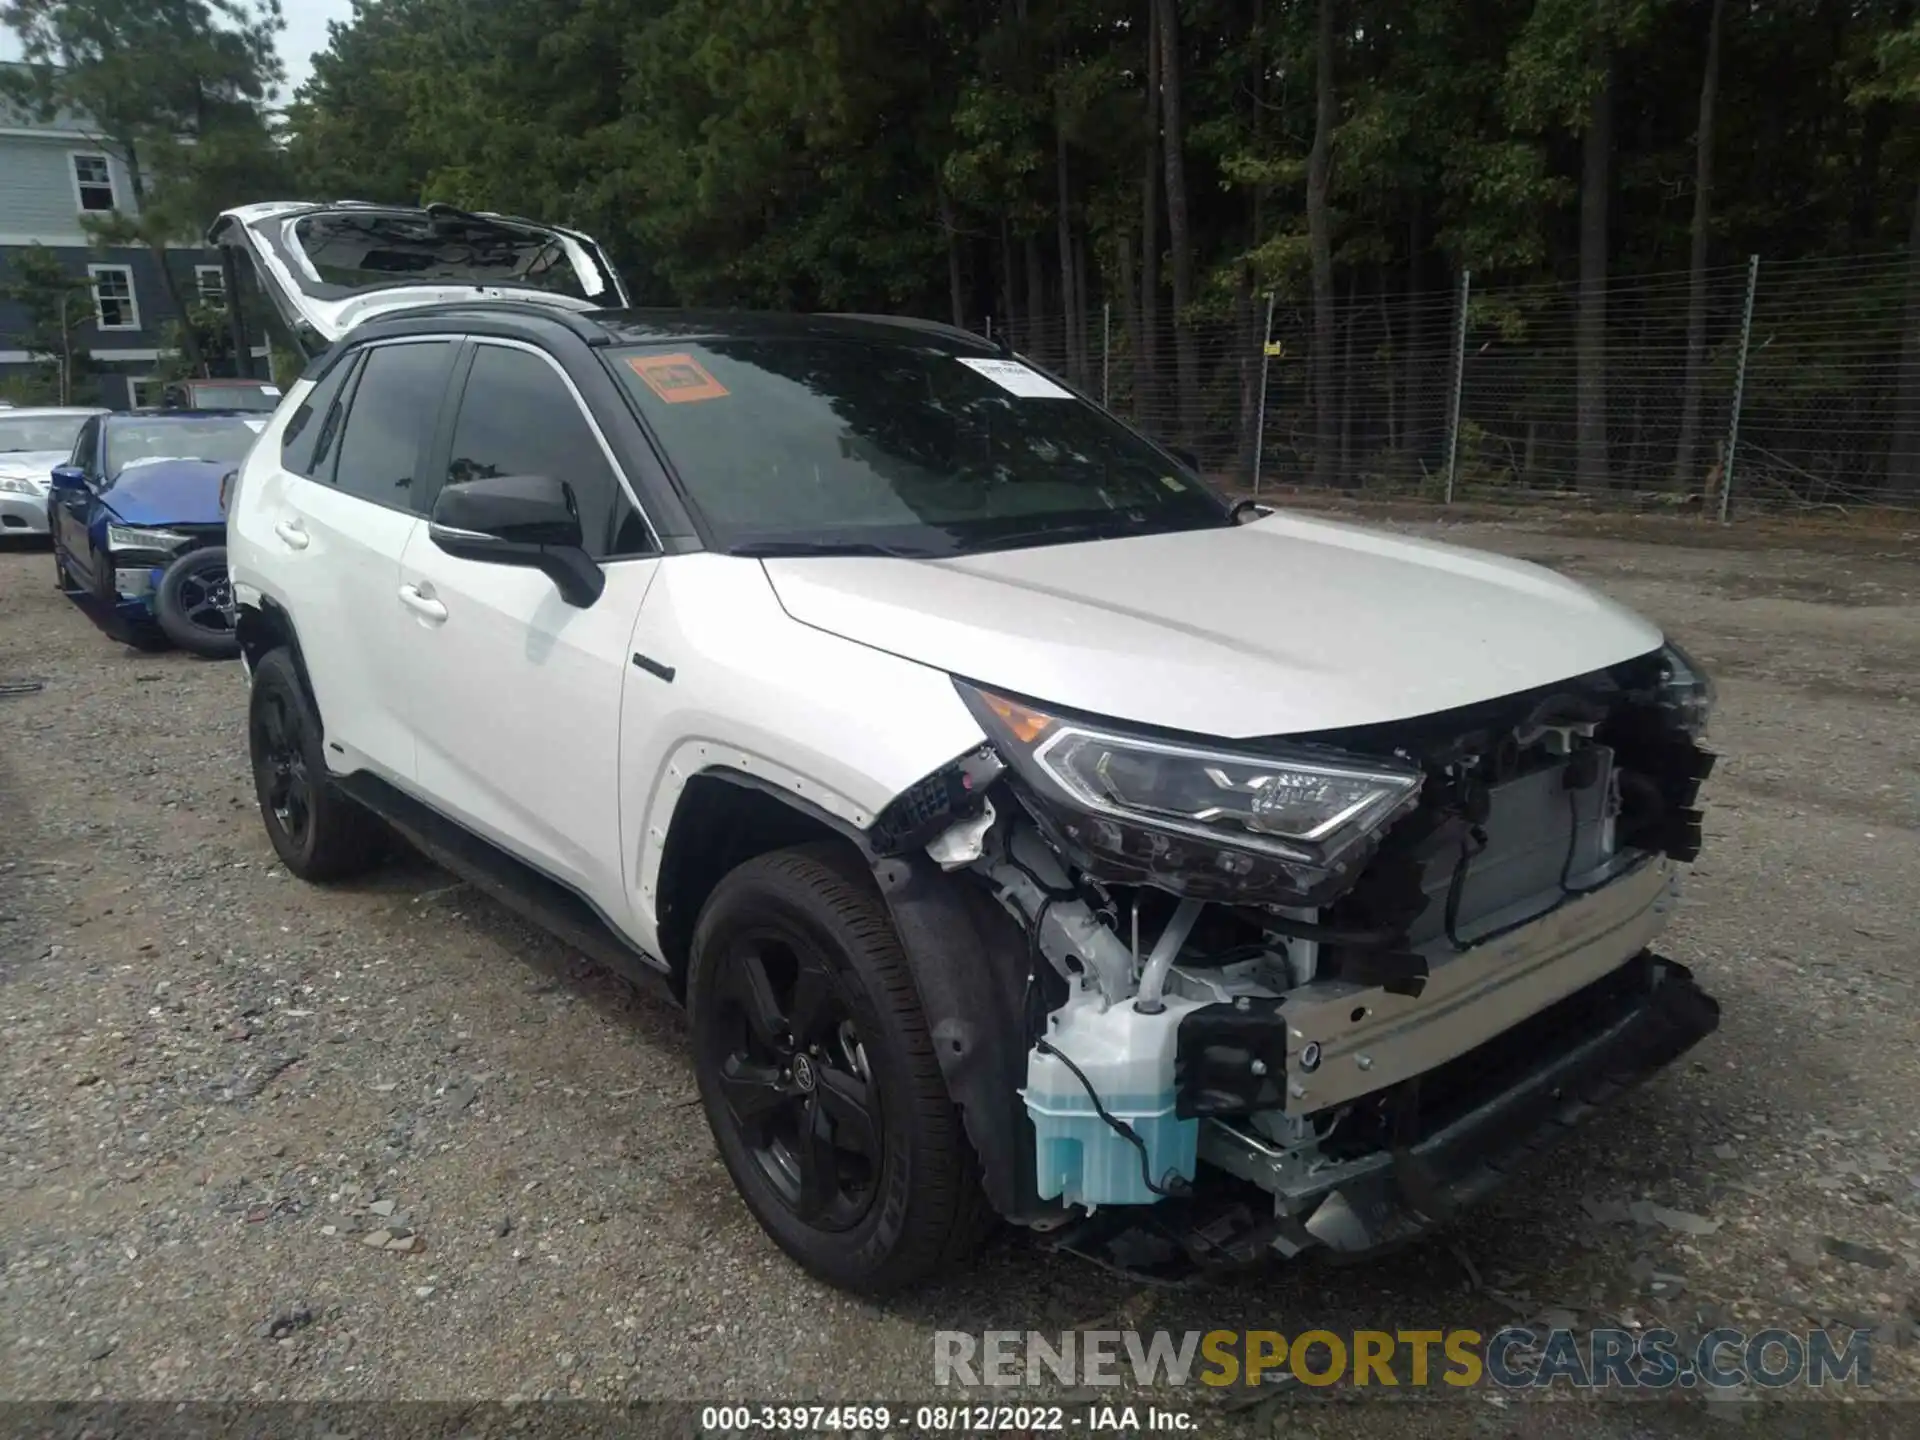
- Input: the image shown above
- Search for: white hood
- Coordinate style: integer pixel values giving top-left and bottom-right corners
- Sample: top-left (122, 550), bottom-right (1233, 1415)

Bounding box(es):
top-left (762, 512), bottom-right (1664, 739)
top-left (0, 450), bottom-right (68, 484)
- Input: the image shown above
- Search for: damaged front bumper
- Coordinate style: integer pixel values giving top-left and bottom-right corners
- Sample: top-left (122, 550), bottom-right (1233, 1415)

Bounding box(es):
top-left (872, 647), bottom-right (1721, 1276)
top-left (1179, 854), bottom-right (1681, 1119)
top-left (1053, 950), bottom-right (1719, 1278)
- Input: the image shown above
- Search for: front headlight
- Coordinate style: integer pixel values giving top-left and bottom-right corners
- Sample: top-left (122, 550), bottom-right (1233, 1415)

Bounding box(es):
top-left (1656, 640), bottom-right (1715, 738)
top-left (956, 682), bottom-right (1423, 894)
top-left (107, 524), bottom-right (191, 552)
top-left (0, 475), bottom-right (42, 496)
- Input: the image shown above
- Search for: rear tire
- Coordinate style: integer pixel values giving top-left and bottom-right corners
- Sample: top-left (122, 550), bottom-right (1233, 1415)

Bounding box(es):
top-left (154, 545), bottom-right (240, 658)
top-left (247, 648), bottom-right (385, 881)
top-left (688, 843), bottom-right (989, 1294)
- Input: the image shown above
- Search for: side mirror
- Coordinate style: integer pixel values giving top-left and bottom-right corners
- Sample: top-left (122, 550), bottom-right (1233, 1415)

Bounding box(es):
top-left (428, 473), bottom-right (605, 608)
top-left (49, 464), bottom-right (87, 491)
top-left (1167, 444), bottom-right (1201, 473)
top-left (1228, 498), bottom-right (1273, 525)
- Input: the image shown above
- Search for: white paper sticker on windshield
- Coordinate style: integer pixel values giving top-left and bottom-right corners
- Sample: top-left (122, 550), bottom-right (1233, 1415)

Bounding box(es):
top-left (261, 386), bottom-right (282, 396)
top-left (957, 356), bottom-right (1073, 398)
top-left (244, 419), bottom-right (268, 432)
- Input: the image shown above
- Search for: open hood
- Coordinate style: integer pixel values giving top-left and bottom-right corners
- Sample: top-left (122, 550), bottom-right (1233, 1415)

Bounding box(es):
top-left (761, 512), bottom-right (1666, 740)
top-left (210, 201), bottom-right (629, 353)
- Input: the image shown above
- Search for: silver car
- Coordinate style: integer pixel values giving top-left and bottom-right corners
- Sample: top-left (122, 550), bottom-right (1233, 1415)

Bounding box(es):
top-left (0, 407), bottom-right (108, 539)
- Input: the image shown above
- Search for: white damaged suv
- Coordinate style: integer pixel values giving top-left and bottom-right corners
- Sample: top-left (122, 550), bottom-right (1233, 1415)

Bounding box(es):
top-left (218, 202), bottom-right (1719, 1294)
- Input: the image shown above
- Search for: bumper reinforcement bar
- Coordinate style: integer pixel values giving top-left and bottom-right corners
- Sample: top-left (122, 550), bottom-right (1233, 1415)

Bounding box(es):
top-left (1044, 951), bottom-right (1719, 1283)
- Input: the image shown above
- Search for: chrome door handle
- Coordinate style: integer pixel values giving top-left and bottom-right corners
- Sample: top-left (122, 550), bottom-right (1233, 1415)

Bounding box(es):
top-left (273, 518), bottom-right (309, 550)
top-left (398, 583), bottom-right (448, 622)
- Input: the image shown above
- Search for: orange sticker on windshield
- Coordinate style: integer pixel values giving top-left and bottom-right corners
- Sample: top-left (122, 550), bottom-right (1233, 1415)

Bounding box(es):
top-left (627, 353), bottom-right (729, 403)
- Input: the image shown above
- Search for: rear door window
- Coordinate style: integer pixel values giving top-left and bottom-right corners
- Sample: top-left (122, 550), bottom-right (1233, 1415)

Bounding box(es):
top-left (329, 341), bottom-right (454, 512)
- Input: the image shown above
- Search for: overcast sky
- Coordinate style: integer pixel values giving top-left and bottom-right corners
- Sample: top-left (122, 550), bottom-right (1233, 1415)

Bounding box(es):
top-left (278, 0), bottom-right (357, 97)
top-left (0, 0), bottom-right (359, 101)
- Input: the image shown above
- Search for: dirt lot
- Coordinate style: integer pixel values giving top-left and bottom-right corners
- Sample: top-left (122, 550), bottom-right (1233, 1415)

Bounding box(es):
top-left (2, 516), bottom-right (1918, 1435)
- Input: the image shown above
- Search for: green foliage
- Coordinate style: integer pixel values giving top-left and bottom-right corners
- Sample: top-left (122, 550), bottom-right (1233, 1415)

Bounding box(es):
top-left (1440, 140), bottom-right (1569, 272)
top-left (0, 244), bottom-right (95, 403)
top-left (1853, 17), bottom-right (1920, 107)
top-left (152, 300), bottom-right (234, 383)
top-left (274, 0), bottom-right (1920, 323)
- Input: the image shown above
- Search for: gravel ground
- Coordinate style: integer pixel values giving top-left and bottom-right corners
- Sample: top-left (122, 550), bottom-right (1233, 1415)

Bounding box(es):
top-left (1, 516), bottom-right (1917, 1436)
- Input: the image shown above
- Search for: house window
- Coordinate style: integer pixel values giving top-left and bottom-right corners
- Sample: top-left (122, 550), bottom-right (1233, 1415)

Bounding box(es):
top-left (71, 153), bottom-right (116, 212)
top-left (196, 265), bottom-right (226, 308)
top-left (89, 265), bottom-right (140, 331)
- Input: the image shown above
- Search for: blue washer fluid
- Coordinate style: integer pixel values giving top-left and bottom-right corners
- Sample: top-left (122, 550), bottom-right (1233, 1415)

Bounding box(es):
top-left (1022, 986), bottom-right (1203, 1209)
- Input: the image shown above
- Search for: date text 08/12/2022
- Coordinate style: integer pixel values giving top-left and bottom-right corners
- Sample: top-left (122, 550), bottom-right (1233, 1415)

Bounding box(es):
top-left (696, 1405), bottom-right (1197, 1433)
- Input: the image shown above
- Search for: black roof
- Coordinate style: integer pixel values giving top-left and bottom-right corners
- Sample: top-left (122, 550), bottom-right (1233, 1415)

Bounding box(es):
top-left (589, 309), bottom-right (997, 351)
top-left (347, 300), bottom-right (999, 353)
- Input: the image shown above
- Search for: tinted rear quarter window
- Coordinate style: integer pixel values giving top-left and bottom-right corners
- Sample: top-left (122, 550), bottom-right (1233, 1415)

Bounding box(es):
top-left (331, 342), bottom-right (453, 510)
top-left (280, 356), bottom-right (358, 477)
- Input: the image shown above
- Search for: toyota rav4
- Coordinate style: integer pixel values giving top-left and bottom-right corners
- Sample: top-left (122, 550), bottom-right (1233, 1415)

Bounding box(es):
top-left (217, 201), bottom-right (1720, 1295)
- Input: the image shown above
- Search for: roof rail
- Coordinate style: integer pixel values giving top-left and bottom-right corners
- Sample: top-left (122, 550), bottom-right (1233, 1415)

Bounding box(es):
top-left (818, 312), bottom-right (1003, 351)
top-left (357, 299), bottom-right (614, 343)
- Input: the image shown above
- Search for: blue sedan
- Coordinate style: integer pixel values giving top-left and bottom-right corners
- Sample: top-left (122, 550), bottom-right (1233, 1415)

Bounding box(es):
top-left (49, 411), bottom-right (265, 657)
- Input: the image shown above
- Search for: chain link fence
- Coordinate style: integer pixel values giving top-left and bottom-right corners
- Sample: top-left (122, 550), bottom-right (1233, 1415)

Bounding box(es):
top-left (986, 250), bottom-right (1920, 514)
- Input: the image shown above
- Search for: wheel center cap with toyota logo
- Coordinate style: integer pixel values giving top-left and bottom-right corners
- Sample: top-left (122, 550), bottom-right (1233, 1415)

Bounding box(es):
top-left (791, 1054), bottom-right (817, 1093)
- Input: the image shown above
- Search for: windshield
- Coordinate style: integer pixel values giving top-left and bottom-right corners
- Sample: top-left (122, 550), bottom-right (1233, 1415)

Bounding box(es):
top-left (0, 414), bottom-right (90, 454)
top-left (181, 385), bottom-right (279, 412)
top-left (608, 338), bottom-right (1228, 555)
top-left (105, 416), bottom-right (263, 481)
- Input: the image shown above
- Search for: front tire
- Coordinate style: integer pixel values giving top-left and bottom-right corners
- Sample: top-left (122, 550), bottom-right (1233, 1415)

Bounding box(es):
top-left (247, 648), bottom-right (384, 881)
top-left (154, 545), bottom-right (240, 658)
top-left (688, 844), bottom-right (988, 1294)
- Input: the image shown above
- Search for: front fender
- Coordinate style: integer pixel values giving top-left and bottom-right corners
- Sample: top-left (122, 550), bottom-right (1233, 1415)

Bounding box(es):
top-left (621, 553), bottom-right (986, 954)
top-left (624, 555), bottom-right (1053, 1219)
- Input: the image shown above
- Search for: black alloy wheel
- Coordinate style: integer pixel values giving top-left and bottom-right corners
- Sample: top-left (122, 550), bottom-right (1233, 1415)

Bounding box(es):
top-left (252, 683), bottom-right (312, 854)
top-left (245, 648), bottom-right (385, 881)
top-left (706, 927), bottom-right (883, 1230)
top-left (154, 545), bottom-right (240, 657)
top-left (687, 845), bottom-right (990, 1294)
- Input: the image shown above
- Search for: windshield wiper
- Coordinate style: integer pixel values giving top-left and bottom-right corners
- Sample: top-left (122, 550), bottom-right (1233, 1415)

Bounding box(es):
top-left (423, 201), bottom-right (548, 240)
top-left (951, 507), bottom-right (1231, 556)
top-left (731, 538), bottom-right (945, 560)
top-left (950, 518), bottom-right (1146, 554)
